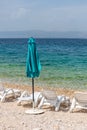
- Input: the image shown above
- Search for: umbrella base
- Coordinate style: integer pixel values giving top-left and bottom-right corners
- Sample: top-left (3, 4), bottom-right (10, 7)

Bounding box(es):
top-left (25, 108), bottom-right (44, 115)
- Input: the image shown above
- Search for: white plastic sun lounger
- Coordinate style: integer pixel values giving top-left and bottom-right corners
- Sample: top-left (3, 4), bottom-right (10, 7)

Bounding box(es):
top-left (70, 92), bottom-right (87, 112)
top-left (0, 88), bottom-right (21, 102)
top-left (0, 82), bottom-right (21, 102)
top-left (38, 90), bottom-right (70, 111)
top-left (17, 91), bottom-right (42, 107)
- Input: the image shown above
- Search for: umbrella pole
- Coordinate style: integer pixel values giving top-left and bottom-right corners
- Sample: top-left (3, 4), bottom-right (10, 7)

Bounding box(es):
top-left (32, 78), bottom-right (34, 109)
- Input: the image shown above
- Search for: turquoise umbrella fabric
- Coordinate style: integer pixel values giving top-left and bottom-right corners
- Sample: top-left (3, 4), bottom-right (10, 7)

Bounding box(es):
top-left (26, 37), bottom-right (41, 108)
top-left (26, 37), bottom-right (41, 78)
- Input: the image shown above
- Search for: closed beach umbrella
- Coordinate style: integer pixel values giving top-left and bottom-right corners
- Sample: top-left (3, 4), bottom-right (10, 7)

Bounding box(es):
top-left (26, 37), bottom-right (41, 109)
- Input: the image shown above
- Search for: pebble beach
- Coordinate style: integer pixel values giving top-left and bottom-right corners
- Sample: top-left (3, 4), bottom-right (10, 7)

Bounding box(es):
top-left (0, 82), bottom-right (87, 130)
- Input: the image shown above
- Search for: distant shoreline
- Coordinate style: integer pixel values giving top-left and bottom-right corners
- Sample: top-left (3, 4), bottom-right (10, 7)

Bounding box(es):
top-left (0, 37), bottom-right (87, 39)
top-left (0, 30), bottom-right (87, 39)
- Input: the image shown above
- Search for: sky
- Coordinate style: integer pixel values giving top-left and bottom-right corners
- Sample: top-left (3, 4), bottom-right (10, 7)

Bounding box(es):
top-left (0, 0), bottom-right (87, 32)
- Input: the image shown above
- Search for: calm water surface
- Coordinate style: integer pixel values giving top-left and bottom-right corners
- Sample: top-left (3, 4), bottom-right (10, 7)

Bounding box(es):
top-left (0, 38), bottom-right (87, 90)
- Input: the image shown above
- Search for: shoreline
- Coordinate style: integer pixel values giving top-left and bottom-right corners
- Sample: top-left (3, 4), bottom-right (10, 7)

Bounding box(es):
top-left (3, 81), bottom-right (78, 98)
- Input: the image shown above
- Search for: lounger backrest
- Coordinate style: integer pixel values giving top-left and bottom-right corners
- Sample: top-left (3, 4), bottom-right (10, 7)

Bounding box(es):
top-left (75, 92), bottom-right (87, 104)
top-left (42, 90), bottom-right (57, 100)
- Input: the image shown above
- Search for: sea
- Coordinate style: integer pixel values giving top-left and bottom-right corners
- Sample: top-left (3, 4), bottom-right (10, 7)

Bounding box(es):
top-left (0, 38), bottom-right (87, 90)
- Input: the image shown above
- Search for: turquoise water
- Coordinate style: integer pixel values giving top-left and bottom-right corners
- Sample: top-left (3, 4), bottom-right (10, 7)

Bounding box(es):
top-left (0, 38), bottom-right (87, 89)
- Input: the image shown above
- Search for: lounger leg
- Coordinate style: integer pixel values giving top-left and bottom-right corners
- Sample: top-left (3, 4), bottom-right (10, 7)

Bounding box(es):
top-left (20, 91), bottom-right (29, 98)
top-left (38, 97), bottom-right (45, 109)
top-left (34, 94), bottom-right (40, 107)
top-left (1, 93), bottom-right (7, 103)
top-left (34, 99), bottom-right (38, 107)
top-left (17, 91), bottom-right (29, 106)
top-left (17, 99), bottom-right (22, 106)
top-left (70, 98), bottom-right (76, 113)
top-left (55, 96), bottom-right (64, 111)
